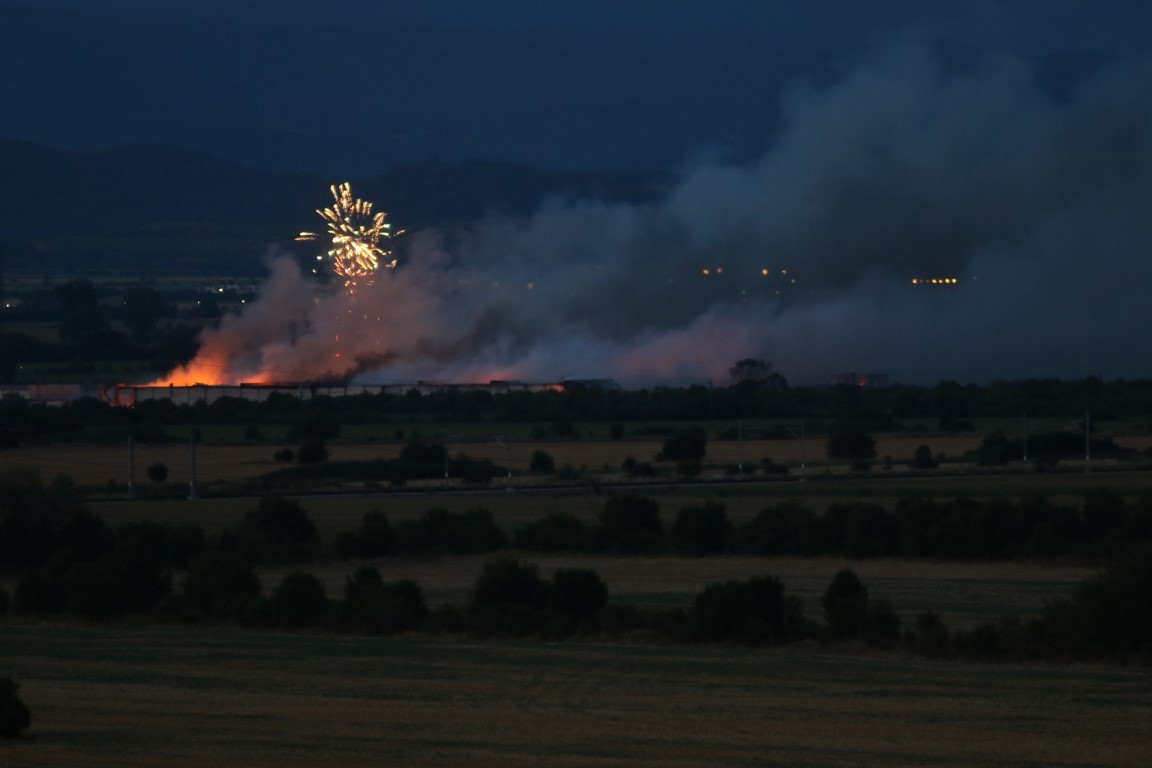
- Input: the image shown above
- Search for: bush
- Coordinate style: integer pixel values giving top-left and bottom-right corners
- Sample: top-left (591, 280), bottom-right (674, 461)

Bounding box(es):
top-left (735, 502), bottom-right (825, 555)
top-left (513, 513), bottom-right (588, 552)
top-left (529, 450), bottom-right (555, 473)
top-left (13, 569), bottom-right (65, 615)
top-left (273, 448), bottom-right (295, 463)
top-left (147, 462), bottom-right (169, 483)
top-left (596, 495), bottom-right (664, 553)
top-left (657, 428), bottom-right (707, 462)
top-left (670, 502), bottom-right (731, 555)
top-left (236, 496), bottom-right (319, 563)
top-left (101, 538), bottom-right (173, 613)
top-left (395, 507), bottom-right (506, 555)
top-left (288, 410), bottom-right (340, 442)
top-left (296, 438), bottom-right (329, 464)
top-left (52, 508), bottom-right (115, 570)
top-left (462, 460), bottom-right (497, 484)
top-left (117, 521), bottom-right (205, 569)
top-left (826, 426), bottom-right (876, 460)
top-left (467, 558), bottom-right (548, 637)
top-left (906, 612), bottom-right (950, 657)
top-left (271, 571), bottom-right (330, 628)
top-left (823, 569), bottom-right (868, 639)
top-left (0, 586), bottom-right (7, 615)
top-left (910, 445), bottom-right (937, 470)
top-left (690, 575), bottom-right (806, 645)
top-left (1043, 549), bottom-right (1152, 655)
top-left (334, 511), bottom-right (397, 560)
top-left (548, 568), bottom-right (609, 624)
top-left (0, 678), bottom-right (31, 738)
top-left (182, 551), bottom-right (261, 616)
top-left (1081, 487), bottom-right (1128, 540)
top-left (341, 567), bottom-right (428, 633)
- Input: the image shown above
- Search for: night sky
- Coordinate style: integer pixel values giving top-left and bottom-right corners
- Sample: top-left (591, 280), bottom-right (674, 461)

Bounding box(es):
top-left (2, 0), bottom-right (1148, 174)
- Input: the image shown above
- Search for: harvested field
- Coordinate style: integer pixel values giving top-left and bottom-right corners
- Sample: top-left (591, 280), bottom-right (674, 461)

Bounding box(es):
top-left (2, 624), bottom-right (1149, 767)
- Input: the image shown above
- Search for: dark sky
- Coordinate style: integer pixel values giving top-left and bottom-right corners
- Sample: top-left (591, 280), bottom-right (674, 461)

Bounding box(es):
top-left (2, 0), bottom-right (1149, 174)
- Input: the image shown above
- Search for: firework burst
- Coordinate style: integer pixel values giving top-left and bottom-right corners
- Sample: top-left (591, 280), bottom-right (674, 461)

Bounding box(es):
top-left (296, 182), bottom-right (402, 281)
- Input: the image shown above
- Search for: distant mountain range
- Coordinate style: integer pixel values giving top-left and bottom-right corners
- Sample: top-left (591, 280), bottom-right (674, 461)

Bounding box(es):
top-left (0, 139), bottom-right (662, 274)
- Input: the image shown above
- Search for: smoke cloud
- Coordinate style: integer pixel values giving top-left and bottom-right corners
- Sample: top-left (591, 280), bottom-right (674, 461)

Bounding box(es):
top-left (173, 38), bottom-right (1152, 387)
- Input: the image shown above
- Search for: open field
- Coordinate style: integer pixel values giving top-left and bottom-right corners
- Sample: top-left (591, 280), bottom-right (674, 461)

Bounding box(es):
top-left (6, 434), bottom-right (1149, 766)
top-left (8, 434), bottom-right (1152, 492)
top-left (2, 623), bottom-right (1150, 768)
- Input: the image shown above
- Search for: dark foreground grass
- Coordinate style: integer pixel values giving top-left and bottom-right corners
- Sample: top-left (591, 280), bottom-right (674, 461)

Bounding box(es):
top-left (2, 623), bottom-right (1150, 768)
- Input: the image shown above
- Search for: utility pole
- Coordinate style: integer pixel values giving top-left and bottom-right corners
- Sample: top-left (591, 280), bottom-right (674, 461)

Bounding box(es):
top-left (493, 435), bottom-right (512, 483)
top-left (188, 432), bottom-right (199, 500)
top-left (1022, 413), bottom-right (1028, 464)
top-left (1084, 411), bottom-right (1090, 474)
top-left (127, 436), bottom-right (135, 500)
top-left (1072, 412), bottom-right (1090, 474)
top-left (737, 419), bottom-right (743, 477)
top-left (786, 420), bottom-right (807, 482)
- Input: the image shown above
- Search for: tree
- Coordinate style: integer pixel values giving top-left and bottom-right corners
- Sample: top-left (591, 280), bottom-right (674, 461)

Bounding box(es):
top-left (911, 444), bottom-right (937, 469)
top-left (670, 502), bottom-right (731, 555)
top-left (182, 551), bottom-right (261, 616)
top-left (529, 450), bottom-right (555, 473)
top-left (513, 513), bottom-right (588, 552)
top-left (271, 571), bottom-right (330, 628)
top-left (823, 569), bottom-right (869, 639)
top-left (467, 557), bottom-right (548, 636)
top-left (691, 576), bottom-right (806, 644)
top-left (729, 358), bottom-right (787, 388)
top-left (657, 428), bottom-right (707, 462)
top-left (13, 569), bottom-right (66, 615)
top-left (596, 495), bottom-right (664, 553)
top-left (147, 462), bottom-right (168, 483)
top-left (826, 425), bottom-right (876, 460)
top-left (236, 496), bottom-right (319, 563)
top-left (395, 507), bottom-right (506, 555)
top-left (121, 281), bottom-right (171, 340)
top-left (341, 567), bottom-right (428, 633)
top-left (296, 438), bottom-right (329, 464)
top-left (289, 410), bottom-right (340, 442)
top-left (0, 678), bottom-right (31, 738)
top-left (549, 568), bottom-right (608, 623)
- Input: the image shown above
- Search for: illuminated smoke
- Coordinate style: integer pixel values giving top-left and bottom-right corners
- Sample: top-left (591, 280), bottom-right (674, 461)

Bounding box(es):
top-left (156, 38), bottom-right (1152, 387)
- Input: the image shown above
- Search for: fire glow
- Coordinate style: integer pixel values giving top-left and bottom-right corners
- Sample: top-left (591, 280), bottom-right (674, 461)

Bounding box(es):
top-left (150, 183), bottom-right (401, 387)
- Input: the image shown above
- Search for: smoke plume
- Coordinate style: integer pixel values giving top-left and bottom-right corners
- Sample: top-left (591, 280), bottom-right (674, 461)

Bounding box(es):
top-left (169, 38), bottom-right (1152, 387)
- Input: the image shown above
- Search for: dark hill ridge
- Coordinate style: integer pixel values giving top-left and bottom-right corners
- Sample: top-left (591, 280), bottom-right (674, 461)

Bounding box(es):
top-left (0, 139), bottom-right (661, 273)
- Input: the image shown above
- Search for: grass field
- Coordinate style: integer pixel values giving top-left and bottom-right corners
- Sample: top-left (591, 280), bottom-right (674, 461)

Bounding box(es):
top-left (2, 623), bottom-right (1150, 768)
top-left (9, 434), bottom-right (1152, 493)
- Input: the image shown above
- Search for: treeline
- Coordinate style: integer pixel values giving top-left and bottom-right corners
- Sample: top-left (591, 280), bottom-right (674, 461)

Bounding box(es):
top-left (6, 373), bottom-right (1152, 448)
top-left (0, 279), bottom-right (202, 373)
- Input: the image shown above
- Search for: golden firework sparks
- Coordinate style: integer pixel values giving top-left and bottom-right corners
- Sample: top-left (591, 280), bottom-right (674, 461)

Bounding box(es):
top-left (296, 182), bottom-right (403, 280)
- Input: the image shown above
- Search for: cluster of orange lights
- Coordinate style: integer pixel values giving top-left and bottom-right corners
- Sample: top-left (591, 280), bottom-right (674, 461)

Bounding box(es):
top-left (911, 277), bottom-right (960, 285)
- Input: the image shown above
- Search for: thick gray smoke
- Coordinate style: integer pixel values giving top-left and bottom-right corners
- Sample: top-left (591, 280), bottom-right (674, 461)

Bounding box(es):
top-left (188, 40), bottom-right (1152, 386)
